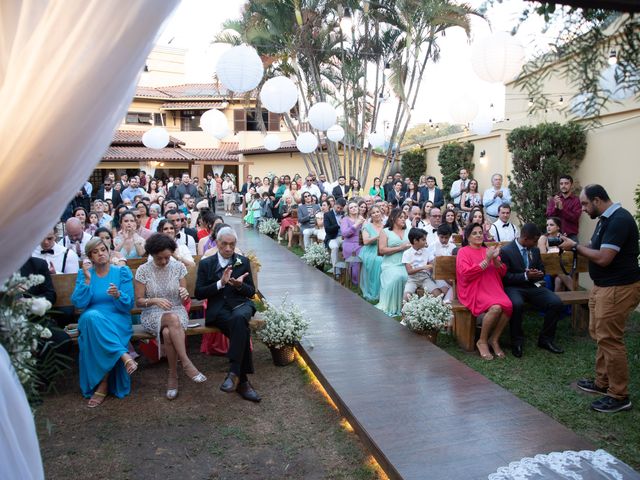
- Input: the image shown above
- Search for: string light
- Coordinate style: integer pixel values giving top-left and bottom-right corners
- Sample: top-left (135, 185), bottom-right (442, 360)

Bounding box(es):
top-left (608, 49), bottom-right (618, 66)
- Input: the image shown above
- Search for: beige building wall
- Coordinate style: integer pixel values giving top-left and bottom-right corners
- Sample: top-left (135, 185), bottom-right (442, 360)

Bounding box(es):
top-left (138, 46), bottom-right (186, 87)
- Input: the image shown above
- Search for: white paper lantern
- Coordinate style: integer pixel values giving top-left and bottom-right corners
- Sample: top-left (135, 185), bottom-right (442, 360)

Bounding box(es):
top-left (368, 131), bottom-right (385, 148)
top-left (470, 112), bottom-right (493, 136)
top-left (599, 65), bottom-right (636, 101)
top-left (142, 127), bottom-right (170, 149)
top-left (264, 134), bottom-right (281, 151)
top-left (260, 76), bottom-right (298, 114)
top-left (200, 109), bottom-right (229, 139)
top-left (449, 94), bottom-right (479, 124)
top-left (296, 132), bottom-right (319, 153)
top-left (471, 32), bottom-right (525, 84)
top-left (308, 102), bottom-right (337, 131)
top-left (216, 45), bottom-right (264, 93)
top-left (327, 124), bottom-right (345, 142)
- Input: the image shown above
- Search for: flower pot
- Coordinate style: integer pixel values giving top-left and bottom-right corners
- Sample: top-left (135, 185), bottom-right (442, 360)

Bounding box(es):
top-left (269, 345), bottom-right (295, 366)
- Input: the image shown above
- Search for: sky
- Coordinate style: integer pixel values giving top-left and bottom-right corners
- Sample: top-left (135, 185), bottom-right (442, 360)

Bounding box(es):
top-left (156, 0), bottom-right (552, 125)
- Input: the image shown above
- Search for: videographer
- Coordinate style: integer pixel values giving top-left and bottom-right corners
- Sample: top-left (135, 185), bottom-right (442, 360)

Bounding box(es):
top-left (559, 184), bottom-right (640, 413)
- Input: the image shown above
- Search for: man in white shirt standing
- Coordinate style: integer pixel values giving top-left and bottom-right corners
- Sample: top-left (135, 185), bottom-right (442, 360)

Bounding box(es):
top-left (489, 204), bottom-right (519, 243)
top-left (59, 217), bottom-right (91, 260)
top-left (483, 173), bottom-right (512, 222)
top-left (449, 168), bottom-right (469, 209)
top-left (34, 230), bottom-right (79, 274)
top-left (300, 175), bottom-right (321, 200)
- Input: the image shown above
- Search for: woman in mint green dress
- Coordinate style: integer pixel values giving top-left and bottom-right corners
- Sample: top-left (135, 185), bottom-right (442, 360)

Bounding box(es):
top-left (359, 205), bottom-right (385, 301)
top-left (375, 208), bottom-right (410, 316)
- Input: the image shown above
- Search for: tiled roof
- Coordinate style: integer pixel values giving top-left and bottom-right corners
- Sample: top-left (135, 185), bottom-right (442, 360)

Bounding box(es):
top-left (159, 102), bottom-right (228, 110)
top-left (184, 142), bottom-right (240, 161)
top-left (134, 83), bottom-right (256, 100)
top-left (135, 85), bottom-right (172, 99)
top-left (112, 130), bottom-right (184, 146)
top-left (103, 146), bottom-right (200, 161)
top-left (231, 139), bottom-right (327, 155)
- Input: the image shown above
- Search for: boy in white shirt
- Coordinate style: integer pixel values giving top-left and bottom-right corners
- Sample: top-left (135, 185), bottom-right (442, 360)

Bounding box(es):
top-left (402, 228), bottom-right (448, 301)
top-left (426, 224), bottom-right (455, 302)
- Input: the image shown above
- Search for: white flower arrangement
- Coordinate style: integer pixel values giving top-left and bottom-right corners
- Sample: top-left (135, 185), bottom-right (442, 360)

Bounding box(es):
top-left (258, 217), bottom-right (280, 238)
top-left (301, 243), bottom-right (330, 267)
top-left (401, 294), bottom-right (452, 333)
top-left (256, 295), bottom-right (309, 349)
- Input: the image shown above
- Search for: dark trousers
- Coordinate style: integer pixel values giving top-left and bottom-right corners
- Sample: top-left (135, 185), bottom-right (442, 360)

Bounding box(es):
top-left (208, 304), bottom-right (254, 376)
top-left (504, 285), bottom-right (564, 345)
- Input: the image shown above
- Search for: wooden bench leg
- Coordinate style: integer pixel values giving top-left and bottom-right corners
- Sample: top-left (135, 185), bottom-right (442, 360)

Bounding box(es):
top-left (453, 310), bottom-right (476, 352)
top-left (571, 304), bottom-right (589, 332)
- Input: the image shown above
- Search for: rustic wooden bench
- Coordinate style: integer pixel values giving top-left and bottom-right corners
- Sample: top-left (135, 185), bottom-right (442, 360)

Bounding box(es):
top-left (433, 252), bottom-right (589, 352)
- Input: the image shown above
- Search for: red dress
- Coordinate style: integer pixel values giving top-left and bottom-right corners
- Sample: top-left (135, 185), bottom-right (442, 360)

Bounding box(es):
top-left (456, 246), bottom-right (512, 317)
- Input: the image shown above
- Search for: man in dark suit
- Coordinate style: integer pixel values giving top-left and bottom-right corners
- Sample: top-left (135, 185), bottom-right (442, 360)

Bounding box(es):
top-left (419, 176), bottom-right (444, 208)
top-left (95, 179), bottom-right (122, 206)
top-left (500, 223), bottom-right (565, 358)
top-left (194, 226), bottom-right (260, 402)
top-left (331, 176), bottom-right (350, 199)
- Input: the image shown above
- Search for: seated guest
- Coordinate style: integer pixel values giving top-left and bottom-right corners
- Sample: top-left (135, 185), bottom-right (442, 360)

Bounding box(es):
top-left (311, 200), bottom-right (330, 244)
top-left (60, 217), bottom-right (92, 260)
top-left (358, 200), bottom-right (368, 220)
top-left (359, 205), bottom-right (384, 301)
top-left (324, 197), bottom-right (347, 274)
top-left (299, 192), bottom-right (321, 250)
top-left (73, 207), bottom-right (91, 233)
top-left (500, 223), bottom-right (565, 358)
top-left (244, 193), bottom-right (261, 230)
top-left (135, 234), bottom-right (206, 400)
top-left (278, 195), bottom-right (298, 247)
top-left (71, 238), bottom-right (137, 407)
top-left (376, 208), bottom-right (410, 316)
top-left (405, 205), bottom-right (423, 230)
top-left (347, 179), bottom-right (364, 199)
top-left (425, 224), bottom-right (456, 301)
top-left (147, 203), bottom-right (162, 232)
top-left (489, 204), bottom-right (518, 243)
top-left (135, 202), bottom-right (151, 235)
top-left (467, 207), bottom-right (495, 242)
top-left (456, 222), bottom-right (512, 360)
top-left (94, 227), bottom-right (127, 266)
top-left (113, 210), bottom-right (146, 259)
top-left (387, 180), bottom-right (406, 206)
top-left (423, 207), bottom-right (442, 246)
top-left (402, 228), bottom-right (449, 301)
top-left (341, 200), bottom-right (365, 285)
top-left (198, 214), bottom-right (224, 255)
top-left (33, 229), bottom-right (79, 274)
top-left (538, 216), bottom-right (573, 291)
top-left (165, 209), bottom-right (197, 255)
top-left (156, 220), bottom-right (195, 267)
top-left (195, 227), bottom-right (260, 402)
top-left (443, 209), bottom-right (462, 235)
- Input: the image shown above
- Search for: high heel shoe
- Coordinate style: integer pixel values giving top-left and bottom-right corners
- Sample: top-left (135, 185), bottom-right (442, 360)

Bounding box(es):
top-left (183, 363), bottom-right (207, 383)
top-left (476, 341), bottom-right (494, 361)
top-left (166, 375), bottom-right (178, 400)
top-left (489, 342), bottom-right (506, 359)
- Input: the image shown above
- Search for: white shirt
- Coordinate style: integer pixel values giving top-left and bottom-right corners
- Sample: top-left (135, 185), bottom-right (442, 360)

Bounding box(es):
top-left (423, 224), bottom-right (439, 247)
top-left (300, 184), bottom-right (321, 199)
top-left (426, 188), bottom-right (436, 203)
top-left (450, 179), bottom-right (468, 205)
top-left (222, 180), bottom-right (234, 194)
top-left (33, 243), bottom-right (79, 274)
top-left (215, 252), bottom-right (235, 290)
top-left (426, 240), bottom-right (456, 261)
top-left (490, 219), bottom-right (519, 242)
top-left (102, 189), bottom-right (113, 201)
top-left (176, 229), bottom-right (197, 255)
top-left (322, 181), bottom-right (335, 193)
top-left (59, 232), bottom-right (92, 260)
top-left (482, 187), bottom-right (512, 217)
top-left (402, 247), bottom-right (430, 270)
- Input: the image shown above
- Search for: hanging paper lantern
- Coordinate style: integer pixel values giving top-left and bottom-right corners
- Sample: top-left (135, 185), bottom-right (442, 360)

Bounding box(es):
top-left (200, 109), bottom-right (229, 139)
top-left (296, 132), bottom-right (319, 153)
top-left (471, 32), bottom-right (525, 84)
top-left (260, 77), bottom-right (298, 114)
top-left (264, 134), bottom-right (281, 151)
top-left (598, 65), bottom-right (636, 101)
top-left (142, 127), bottom-right (170, 149)
top-left (470, 112), bottom-right (493, 135)
top-left (216, 45), bottom-right (264, 93)
top-left (308, 102), bottom-right (337, 131)
top-left (368, 131), bottom-right (385, 148)
top-left (327, 124), bottom-right (345, 142)
top-left (449, 94), bottom-right (479, 124)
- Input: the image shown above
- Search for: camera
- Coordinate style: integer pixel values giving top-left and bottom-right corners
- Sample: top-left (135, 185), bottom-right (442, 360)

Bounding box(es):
top-left (547, 237), bottom-right (562, 248)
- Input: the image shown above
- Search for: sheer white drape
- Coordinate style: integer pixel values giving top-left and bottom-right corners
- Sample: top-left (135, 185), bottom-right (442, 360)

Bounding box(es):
top-left (0, 0), bottom-right (178, 283)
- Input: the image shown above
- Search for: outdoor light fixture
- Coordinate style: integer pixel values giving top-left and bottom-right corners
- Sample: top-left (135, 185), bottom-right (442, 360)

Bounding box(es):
top-left (340, 8), bottom-right (352, 36)
top-left (384, 63), bottom-right (392, 76)
top-left (558, 96), bottom-right (564, 105)
top-left (608, 49), bottom-right (618, 66)
top-left (528, 98), bottom-right (533, 107)
top-left (480, 150), bottom-right (486, 157)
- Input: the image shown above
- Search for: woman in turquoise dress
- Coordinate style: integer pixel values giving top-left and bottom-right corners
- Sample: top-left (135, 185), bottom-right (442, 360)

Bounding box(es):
top-left (359, 205), bottom-right (384, 301)
top-left (72, 237), bottom-right (136, 407)
top-left (375, 208), bottom-right (410, 316)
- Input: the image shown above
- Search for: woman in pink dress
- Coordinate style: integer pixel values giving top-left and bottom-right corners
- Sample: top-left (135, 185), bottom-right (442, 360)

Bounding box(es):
top-left (340, 200), bottom-right (365, 285)
top-left (456, 222), bottom-right (512, 360)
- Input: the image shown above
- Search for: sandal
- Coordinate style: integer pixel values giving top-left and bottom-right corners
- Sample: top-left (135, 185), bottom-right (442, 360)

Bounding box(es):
top-left (476, 341), bottom-right (494, 361)
top-left (123, 357), bottom-right (138, 375)
top-left (183, 363), bottom-right (207, 384)
top-left (87, 391), bottom-right (107, 408)
top-left (166, 375), bottom-right (178, 400)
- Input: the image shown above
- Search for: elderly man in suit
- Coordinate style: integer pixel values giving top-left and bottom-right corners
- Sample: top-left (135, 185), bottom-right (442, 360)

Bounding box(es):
top-left (500, 223), bottom-right (565, 358)
top-left (194, 226), bottom-right (260, 402)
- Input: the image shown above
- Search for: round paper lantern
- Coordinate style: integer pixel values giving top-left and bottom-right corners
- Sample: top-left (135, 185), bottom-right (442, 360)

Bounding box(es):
top-left (264, 134), bottom-right (281, 151)
top-left (327, 124), bottom-right (345, 142)
top-left (471, 32), bottom-right (525, 84)
top-left (142, 127), bottom-right (170, 149)
top-left (200, 109), bottom-right (229, 139)
top-left (216, 45), bottom-right (264, 93)
top-left (260, 76), bottom-right (298, 114)
top-left (368, 131), bottom-right (385, 148)
top-left (296, 132), bottom-right (319, 153)
top-left (599, 65), bottom-right (636, 101)
top-left (470, 112), bottom-right (493, 135)
top-left (308, 102), bottom-right (337, 131)
top-left (449, 94), bottom-right (479, 124)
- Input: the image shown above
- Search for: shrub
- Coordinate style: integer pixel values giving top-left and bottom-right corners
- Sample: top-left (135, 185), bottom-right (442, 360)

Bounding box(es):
top-left (400, 148), bottom-right (426, 182)
top-left (437, 142), bottom-right (474, 199)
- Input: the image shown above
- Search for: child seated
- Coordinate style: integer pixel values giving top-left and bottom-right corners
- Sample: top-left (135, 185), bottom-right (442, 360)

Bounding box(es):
top-left (402, 228), bottom-right (449, 301)
top-left (426, 224), bottom-right (455, 302)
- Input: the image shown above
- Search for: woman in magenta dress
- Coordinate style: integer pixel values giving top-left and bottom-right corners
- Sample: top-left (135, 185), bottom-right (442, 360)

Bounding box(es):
top-left (340, 200), bottom-right (365, 285)
top-left (456, 222), bottom-right (512, 360)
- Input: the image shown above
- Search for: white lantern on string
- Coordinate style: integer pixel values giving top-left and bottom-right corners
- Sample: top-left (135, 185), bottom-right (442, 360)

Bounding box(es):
top-left (308, 102), bottom-right (337, 131)
top-left (260, 76), bottom-right (298, 114)
top-left (471, 32), bottom-right (525, 84)
top-left (296, 132), bottom-right (319, 153)
top-left (142, 127), bottom-right (170, 149)
top-left (200, 109), bottom-right (229, 139)
top-left (470, 112), bottom-right (493, 136)
top-left (449, 94), bottom-right (479, 124)
top-left (368, 131), bottom-right (385, 148)
top-left (264, 134), bottom-right (281, 151)
top-left (599, 65), bottom-right (636, 101)
top-left (216, 45), bottom-right (264, 93)
top-left (327, 124), bottom-right (345, 142)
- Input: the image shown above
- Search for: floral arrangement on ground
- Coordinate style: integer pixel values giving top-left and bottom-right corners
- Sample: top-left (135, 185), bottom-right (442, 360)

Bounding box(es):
top-left (401, 294), bottom-right (452, 333)
top-left (301, 242), bottom-right (330, 268)
top-left (256, 295), bottom-right (309, 349)
top-left (258, 218), bottom-right (280, 238)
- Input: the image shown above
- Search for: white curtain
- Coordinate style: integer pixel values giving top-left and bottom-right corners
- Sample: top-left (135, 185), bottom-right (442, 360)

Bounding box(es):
top-left (0, 0), bottom-right (179, 283)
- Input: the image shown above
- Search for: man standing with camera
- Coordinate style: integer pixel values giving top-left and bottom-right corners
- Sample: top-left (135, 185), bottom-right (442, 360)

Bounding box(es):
top-left (560, 184), bottom-right (640, 413)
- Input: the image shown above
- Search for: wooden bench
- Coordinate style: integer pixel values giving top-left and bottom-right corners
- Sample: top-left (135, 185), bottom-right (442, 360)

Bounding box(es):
top-left (433, 252), bottom-right (589, 352)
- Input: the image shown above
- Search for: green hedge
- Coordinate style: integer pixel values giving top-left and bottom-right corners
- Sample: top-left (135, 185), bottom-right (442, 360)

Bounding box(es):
top-left (437, 142), bottom-right (474, 199)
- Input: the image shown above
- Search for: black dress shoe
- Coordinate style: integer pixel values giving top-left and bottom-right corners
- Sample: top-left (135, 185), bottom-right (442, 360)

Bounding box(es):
top-left (511, 344), bottom-right (523, 358)
top-left (537, 339), bottom-right (564, 354)
top-left (237, 381), bottom-right (261, 403)
top-left (220, 372), bottom-right (239, 393)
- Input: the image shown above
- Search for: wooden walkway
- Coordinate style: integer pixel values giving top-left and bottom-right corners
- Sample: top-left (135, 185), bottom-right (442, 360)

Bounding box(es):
top-left (233, 220), bottom-right (593, 480)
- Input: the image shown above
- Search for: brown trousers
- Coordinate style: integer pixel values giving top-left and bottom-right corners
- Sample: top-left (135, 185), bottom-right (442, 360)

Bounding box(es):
top-left (588, 281), bottom-right (640, 399)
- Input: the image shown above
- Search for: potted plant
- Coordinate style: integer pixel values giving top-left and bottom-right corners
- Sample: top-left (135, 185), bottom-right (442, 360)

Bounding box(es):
top-left (256, 295), bottom-right (309, 366)
top-left (401, 294), bottom-right (452, 344)
top-left (258, 218), bottom-right (280, 239)
top-left (301, 243), bottom-right (330, 271)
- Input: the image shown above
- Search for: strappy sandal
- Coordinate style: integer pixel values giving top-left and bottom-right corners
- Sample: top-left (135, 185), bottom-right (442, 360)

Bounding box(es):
top-left (166, 375), bottom-right (178, 400)
top-left (87, 391), bottom-right (107, 408)
top-left (183, 363), bottom-right (207, 383)
top-left (476, 341), bottom-right (494, 361)
top-left (123, 357), bottom-right (138, 375)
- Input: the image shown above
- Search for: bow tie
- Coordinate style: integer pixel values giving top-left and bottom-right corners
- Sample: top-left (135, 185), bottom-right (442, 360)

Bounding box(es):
top-left (502, 223), bottom-right (510, 227)
top-left (175, 233), bottom-right (181, 238)
top-left (40, 249), bottom-right (54, 255)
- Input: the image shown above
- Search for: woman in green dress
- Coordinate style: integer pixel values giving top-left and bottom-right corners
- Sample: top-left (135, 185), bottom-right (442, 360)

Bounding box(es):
top-left (368, 176), bottom-right (385, 200)
top-left (375, 208), bottom-right (410, 316)
top-left (359, 205), bottom-right (384, 301)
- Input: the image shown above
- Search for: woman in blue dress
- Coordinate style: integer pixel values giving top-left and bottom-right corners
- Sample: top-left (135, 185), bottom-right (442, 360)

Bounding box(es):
top-left (375, 208), bottom-right (410, 316)
top-left (359, 205), bottom-right (384, 301)
top-left (72, 237), bottom-right (136, 407)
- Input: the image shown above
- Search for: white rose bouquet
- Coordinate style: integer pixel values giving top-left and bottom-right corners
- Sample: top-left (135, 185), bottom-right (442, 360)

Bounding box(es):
top-left (301, 243), bottom-right (330, 268)
top-left (401, 294), bottom-right (452, 333)
top-left (258, 218), bottom-right (280, 238)
top-left (256, 295), bottom-right (309, 349)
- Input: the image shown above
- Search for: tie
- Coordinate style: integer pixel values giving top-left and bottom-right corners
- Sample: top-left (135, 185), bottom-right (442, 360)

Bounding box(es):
top-left (75, 242), bottom-right (82, 257)
top-left (40, 249), bottom-right (54, 255)
top-left (521, 248), bottom-right (529, 269)
top-left (175, 233), bottom-right (181, 238)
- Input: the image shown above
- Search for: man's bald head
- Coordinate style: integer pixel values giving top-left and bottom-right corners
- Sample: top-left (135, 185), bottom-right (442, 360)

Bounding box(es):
top-left (66, 217), bottom-right (84, 241)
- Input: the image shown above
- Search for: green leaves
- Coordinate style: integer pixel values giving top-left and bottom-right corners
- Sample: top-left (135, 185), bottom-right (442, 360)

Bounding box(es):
top-left (437, 141), bottom-right (474, 199)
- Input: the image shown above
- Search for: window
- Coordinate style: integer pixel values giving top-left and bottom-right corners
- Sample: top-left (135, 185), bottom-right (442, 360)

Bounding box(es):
top-left (246, 110), bottom-right (269, 132)
top-left (233, 109), bottom-right (281, 133)
top-left (125, 112), bottom-right (152, 125)
top-left (153, 113), bottom-right (167, 126)
top-left (180, 110), bottom-right (202, 131)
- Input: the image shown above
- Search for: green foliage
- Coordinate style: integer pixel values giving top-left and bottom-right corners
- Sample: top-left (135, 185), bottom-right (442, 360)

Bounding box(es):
top-left (401, 123), bottom-right (463, 147)
top-left (400, 148), bottom-right (426, 182)
top-left (506, 122), bottom-right (587, 227)
top-left (437, 141), bottom-right (474, 199)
